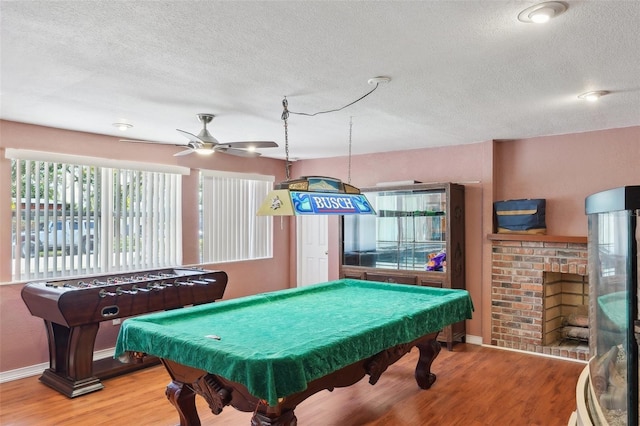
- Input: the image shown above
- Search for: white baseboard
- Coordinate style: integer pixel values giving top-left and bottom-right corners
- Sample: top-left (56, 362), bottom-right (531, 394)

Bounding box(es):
top-left (465, 334), bottom-right (482, 345)
top-left (0, 347), bottom-right (115, 384)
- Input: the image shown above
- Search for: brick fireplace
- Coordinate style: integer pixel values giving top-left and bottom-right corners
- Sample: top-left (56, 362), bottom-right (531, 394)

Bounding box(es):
top-left (489, 234), bottom-right (589, 361)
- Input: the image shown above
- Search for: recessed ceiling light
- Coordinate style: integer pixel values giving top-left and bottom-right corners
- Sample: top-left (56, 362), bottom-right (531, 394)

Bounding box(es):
top-left (578, 91), bottom-right (609, 102)
top-left (112, 122), bottom-right (133, 131)
top-left (518, 2), bottom-right (568, 24)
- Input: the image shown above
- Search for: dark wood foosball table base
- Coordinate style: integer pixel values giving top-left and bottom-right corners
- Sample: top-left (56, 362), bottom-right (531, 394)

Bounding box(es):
top-left (21, 268), bottom-right (228, 398)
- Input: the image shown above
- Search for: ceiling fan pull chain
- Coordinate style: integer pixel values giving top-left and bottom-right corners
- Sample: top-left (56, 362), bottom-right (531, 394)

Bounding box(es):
top-left (282, 97), bottom-right (291, 181)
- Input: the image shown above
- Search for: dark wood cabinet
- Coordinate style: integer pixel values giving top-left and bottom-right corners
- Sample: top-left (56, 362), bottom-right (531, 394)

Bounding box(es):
top-left (340, 182), bottom-right (466, 350)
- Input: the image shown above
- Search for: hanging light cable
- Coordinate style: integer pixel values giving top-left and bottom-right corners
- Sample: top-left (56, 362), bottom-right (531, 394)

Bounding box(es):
top-left (281, 97), bottom-right (291, 181)
top-left (257, 79), bottom-right (390, 216)
top-left (287, 81), bottom-right (384, 117)
top-left (348, 116), bottom-right (353, 185)
top-left (258, 102), bottom-right (374, 216)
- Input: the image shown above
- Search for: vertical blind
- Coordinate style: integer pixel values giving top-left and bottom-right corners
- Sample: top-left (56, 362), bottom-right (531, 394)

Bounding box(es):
top-left (8, 150), bottom-right (186, 281)
top-left (201, 171), bottom-right (273, 263)
top-left (11, 160), bottom-right (102, 280)
top-left (104, 167), bottom-right (182, 272)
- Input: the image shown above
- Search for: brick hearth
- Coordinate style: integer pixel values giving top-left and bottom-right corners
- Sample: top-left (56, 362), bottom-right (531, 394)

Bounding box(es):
top-left (489, 234), bottom-right (589, 360)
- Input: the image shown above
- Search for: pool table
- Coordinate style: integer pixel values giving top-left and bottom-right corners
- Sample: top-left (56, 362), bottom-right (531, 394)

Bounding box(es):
top-left (115, 279), bottom-right (473, 425)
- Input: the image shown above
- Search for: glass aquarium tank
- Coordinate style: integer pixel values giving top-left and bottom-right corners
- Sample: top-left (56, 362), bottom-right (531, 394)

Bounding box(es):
top-left (343, 186), bottom-right (448, 271)
top-left (585, 185), bottom-right (639, 426)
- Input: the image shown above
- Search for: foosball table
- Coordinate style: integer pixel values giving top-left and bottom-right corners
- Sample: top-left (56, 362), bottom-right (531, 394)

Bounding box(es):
top-left (21, 267), bottom-right (228, 397)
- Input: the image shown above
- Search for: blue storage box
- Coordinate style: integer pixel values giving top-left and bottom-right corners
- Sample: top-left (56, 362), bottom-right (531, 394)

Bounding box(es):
top-left (494, 199), bottom-right (546, 234)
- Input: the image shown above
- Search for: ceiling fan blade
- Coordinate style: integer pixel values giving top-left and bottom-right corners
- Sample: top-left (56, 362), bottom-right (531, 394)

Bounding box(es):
top-left (120, 139), bottom-right (191, 148)
top-left (174, 148), bottom-right (196, 157)
top-left (216, 147), bottom-right (261, 157)
top-left (120, 139), bottom-right (161, 144)
top-left (223, 141), bottom-right (279, 149)
top-left (176, 129), bottom-right (205, 145)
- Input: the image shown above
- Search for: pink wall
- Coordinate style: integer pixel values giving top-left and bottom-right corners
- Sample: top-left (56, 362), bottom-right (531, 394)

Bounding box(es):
top-left (495, 127), bottom-right (640, 235)
top-left (0, 120), bottom-right (638, 373)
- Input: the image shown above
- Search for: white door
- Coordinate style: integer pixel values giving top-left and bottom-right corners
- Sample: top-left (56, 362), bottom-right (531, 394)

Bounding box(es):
top-left (296, 215), bottom-right (328, 287)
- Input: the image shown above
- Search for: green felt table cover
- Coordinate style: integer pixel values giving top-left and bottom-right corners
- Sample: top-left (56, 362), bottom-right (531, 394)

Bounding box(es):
top-left (115, 279), bottom-right (473, 406)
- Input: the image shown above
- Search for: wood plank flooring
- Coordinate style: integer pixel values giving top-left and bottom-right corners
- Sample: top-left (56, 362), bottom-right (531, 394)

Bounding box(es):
top-left (0, 344), bottom-right (585, 426)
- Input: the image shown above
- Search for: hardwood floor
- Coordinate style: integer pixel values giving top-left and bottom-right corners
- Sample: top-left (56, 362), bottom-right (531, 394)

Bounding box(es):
top-left (0, 344), bottom-right (585, 426)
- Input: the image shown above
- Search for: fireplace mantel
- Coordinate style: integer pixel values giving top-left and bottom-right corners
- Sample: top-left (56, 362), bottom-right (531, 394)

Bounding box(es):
top-left (487, 234), bottom-right (587, 244)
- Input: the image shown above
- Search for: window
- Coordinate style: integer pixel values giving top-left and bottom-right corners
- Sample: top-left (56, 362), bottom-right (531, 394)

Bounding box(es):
top-left (8, 149), bottom-right (188, 281)
top-left (200, 170), bottom-right (273, 263)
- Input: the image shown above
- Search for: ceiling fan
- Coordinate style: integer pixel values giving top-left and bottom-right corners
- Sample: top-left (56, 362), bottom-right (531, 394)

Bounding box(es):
top-left (122, 113), bottom-right (278, 157)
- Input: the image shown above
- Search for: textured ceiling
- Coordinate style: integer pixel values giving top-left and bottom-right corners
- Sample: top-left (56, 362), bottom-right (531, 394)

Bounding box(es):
top-left (1, 1), bottom-right (639, 160)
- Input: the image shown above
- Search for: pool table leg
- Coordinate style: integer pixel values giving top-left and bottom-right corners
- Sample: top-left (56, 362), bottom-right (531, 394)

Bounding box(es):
top-left (251, 409), bottom-right (297, 426)
top-left (166, 380), bottom-right (201, 426)
top-left (414, 337), bottom-right (441, 389)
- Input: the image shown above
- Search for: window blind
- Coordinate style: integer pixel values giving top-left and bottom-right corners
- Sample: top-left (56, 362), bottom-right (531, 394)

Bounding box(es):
top-left (200, 171), bottom-right (273, 263)
top-left (9, 152), bottom-right (183, 281)
top-left (105, 168), bottom-right (182, 272)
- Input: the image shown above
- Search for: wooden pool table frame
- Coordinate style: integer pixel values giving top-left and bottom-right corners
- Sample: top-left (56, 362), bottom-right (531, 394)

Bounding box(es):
top-left (147, 331), bottom-right (441, 426)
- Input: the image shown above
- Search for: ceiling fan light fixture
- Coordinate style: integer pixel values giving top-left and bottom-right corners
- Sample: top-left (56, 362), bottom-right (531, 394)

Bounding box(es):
top-left (578, 90), bottom-right (609, 102)
top-left (518, 2), bottom-right (567, 24)
top-left (175, 113), bottom-right (276, 157)
top-left (122, 113), bottom-right (277, 158)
